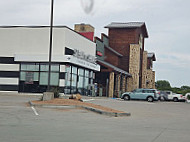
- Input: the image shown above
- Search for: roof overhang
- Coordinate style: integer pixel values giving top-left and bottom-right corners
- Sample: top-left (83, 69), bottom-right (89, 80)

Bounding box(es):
top-left (97, 59), bottom-right (131, 76)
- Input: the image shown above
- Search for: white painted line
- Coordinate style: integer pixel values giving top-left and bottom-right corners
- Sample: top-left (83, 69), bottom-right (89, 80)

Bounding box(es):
top-left (82, 99), bottom-right (95, 102)
top-left (31, 106), bottom-right (39, 116)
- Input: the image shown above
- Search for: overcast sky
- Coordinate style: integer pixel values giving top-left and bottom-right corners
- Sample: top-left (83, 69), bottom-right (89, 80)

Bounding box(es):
top-left (0, 0), bottom-right (190, 87)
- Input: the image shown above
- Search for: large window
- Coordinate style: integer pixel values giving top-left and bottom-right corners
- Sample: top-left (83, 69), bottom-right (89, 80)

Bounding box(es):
top-left (20, 63), bottom-right (59, 86)
top-left (64, 65), bottom-right (94, 95)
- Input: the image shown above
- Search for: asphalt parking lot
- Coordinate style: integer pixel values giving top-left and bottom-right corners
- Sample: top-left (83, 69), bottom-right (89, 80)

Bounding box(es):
top-left (0, 92), bottom-right (190, 142)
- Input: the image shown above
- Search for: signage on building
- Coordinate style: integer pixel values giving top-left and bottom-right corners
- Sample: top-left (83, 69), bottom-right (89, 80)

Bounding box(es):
top-left (73, 49), bottom-right (96, 64)
top-left (65, 55), bottom-right (100, 71)
top-left (96, 51), bottom-right (103, 56)
top-left (25, 72), bottom-right (34, 84)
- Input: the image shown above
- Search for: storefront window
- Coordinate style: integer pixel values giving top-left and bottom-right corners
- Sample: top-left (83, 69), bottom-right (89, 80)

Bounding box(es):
top-left (40, 64), bottom-right (49, 71)
top-left (85, 70), bottom-right (89, 77)
top-left (71, 74), bottom-right (77, 93)
top-left (20, 72), bottom-right (26, 81)
top-left (19, 63), bottom-right (60, 93)
top-left (84, 77), bottom-right (89, 95)
top-left (21, 64), bottom-right (39, 71)
top-left (20, 71), bottom-right (39, 82)
top-left (51, 65), bottom-right (59, 72)
top-left (64, 66), bottom-right (94, 95)
top-left (39, 72), bottom-right (48, 85)
top-left (34, 72), bottom-right (39, 81)
top-left (78, 68), bottom-right (84, 75)
top-left (65, 65), bottom-right (71, 86)
top-left (50, 73), bottom-right (59, 86)
top-left (72, 66), bottom-right (77, 74)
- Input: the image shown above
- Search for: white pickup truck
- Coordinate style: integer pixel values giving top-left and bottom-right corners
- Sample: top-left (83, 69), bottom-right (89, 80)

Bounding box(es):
top-left (159, 91), bottom-right (186, 102)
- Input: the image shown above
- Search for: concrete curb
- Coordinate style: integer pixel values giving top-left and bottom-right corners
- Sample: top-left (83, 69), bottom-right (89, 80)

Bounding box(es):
top-left (29, 101), bottom-right (131, 117)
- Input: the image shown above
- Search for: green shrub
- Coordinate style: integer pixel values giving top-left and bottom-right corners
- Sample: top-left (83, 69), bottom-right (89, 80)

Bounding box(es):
top-left (50, 87), bottom-right (60, 98)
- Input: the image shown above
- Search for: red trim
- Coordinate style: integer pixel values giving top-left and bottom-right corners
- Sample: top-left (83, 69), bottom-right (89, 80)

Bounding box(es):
top-left (97, 51), bottom-right (103, 56)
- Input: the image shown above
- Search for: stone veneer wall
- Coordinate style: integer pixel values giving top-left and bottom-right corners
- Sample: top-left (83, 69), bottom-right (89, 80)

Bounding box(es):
top-left (122, 75), bottom-right (126, 93)
top-left (126, 77), bottom-right (133, 92)
top-left (127, 44), bottom-right (140, 91)
top-left (141, 51), bottom-right (148, 88)
top-left (152, 71), bottom-right (156, 89)
top-left (146, 69), bottom-right (155, 89)
top-left (108, 72), bottom-right (114, 98)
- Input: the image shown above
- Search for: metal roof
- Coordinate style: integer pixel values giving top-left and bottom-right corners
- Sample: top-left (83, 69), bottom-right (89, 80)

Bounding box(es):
top-left (105, 22), bottom-right (148, 38)
top-left (97, 59), bottom-right (131, 76)
top-left (105, 22), bottom-right (145, 28)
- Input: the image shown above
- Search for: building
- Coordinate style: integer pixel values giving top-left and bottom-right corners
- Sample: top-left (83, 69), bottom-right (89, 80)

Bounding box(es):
top-left (74, 22), bottom-right (156, 97)
top-left (74, 24), bottom-right (94, 41)
top-left (0, 26), bottom-right (100, 95)
top-left (146, 52), bottom-right (156, 89)
top-left (105, 22), bottom-right (156, 92)
top-left (94, 34), bottom-right (131, 97)
top-left (74, 24), bottom-right (131, 97)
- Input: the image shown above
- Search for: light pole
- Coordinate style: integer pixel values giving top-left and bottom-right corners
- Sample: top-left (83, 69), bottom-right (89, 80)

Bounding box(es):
top-left (47, 0), bottom-right (54, 91)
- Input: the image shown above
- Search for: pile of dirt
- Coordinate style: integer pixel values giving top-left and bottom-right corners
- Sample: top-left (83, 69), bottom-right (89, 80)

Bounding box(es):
top-left (32, 98), bottom-right (124, 113)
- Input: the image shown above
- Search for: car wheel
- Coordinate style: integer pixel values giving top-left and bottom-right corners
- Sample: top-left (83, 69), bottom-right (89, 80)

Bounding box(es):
top-left (173, 97), bottom-right (178, 102)
top-left (124, 95), bottom-right (130, 101)
top-left (147, 96), bottom-right (153, 102)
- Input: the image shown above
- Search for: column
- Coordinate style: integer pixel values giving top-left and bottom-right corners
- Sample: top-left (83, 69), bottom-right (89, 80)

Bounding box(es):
top-left (108, 72), bottom-right (114, 98)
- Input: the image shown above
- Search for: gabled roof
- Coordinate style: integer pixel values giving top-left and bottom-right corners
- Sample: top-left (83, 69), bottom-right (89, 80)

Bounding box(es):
top-left (147, 52), bottom-right (156, 61)
top-left (105, 22), bottom-right (148, 38)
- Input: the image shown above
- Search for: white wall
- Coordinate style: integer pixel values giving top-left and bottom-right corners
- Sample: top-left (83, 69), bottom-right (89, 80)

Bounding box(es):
top-left (0, 27), bottom-right (96, 59)
top-left (0, 64), bottom-right (19, 71)
top-left (0, 78), bottom-right (18, 85)
top-left (64, 28), bottom-right (96, 56)
top-left (0, 27), bottom-right (65, 58)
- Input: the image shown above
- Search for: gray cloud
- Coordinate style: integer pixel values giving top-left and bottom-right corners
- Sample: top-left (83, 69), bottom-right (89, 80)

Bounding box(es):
top-left (0, 0), bottom-right (190, 87)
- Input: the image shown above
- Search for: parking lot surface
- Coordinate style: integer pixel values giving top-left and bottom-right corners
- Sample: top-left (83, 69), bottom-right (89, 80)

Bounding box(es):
top-left (0, 93), bottom-right (190, 142)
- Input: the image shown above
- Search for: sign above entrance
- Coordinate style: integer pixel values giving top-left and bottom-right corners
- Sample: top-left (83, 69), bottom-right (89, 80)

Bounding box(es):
top-left (65, 55), bottom-right (100, 71)
top-left (73, 49), bottom-right (96, 64)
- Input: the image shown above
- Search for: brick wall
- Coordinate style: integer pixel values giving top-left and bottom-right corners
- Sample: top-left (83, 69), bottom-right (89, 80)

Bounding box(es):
top-left (108, 28), bottom-right (137, 71)
top-left (104, 48), bottom-right (120, 67)
top-left (108, 28), bottom-right (145, 73)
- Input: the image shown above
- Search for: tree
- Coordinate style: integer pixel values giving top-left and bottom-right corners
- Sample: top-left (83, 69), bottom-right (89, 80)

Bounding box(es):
top-left (181, 86), bottom-right (190, 90)
top-left (155, 80), bottom-right (171, 90)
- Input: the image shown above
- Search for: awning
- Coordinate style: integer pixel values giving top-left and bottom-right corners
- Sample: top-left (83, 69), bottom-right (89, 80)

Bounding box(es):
top-left (97, 59), bottom-right (131, 76)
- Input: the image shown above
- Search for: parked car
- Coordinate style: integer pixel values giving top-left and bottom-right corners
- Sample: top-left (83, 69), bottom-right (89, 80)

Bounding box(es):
top-left (158, 91), bottom-right (186, 102)
top-left (158, 91), bottom-right (170, 101)
top-left (121, 88), bottom-right (159, 102)
top-left (185, 93), bottom-right (190, 102)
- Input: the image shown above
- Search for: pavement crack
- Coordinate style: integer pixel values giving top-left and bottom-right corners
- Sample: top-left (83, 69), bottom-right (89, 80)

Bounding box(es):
top-left (151, 128), bottom-right (167, 142)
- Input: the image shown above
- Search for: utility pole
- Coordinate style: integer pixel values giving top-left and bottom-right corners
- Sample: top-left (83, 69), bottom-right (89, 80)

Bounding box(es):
top-left (47, 0), bottom-right (54, 91)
